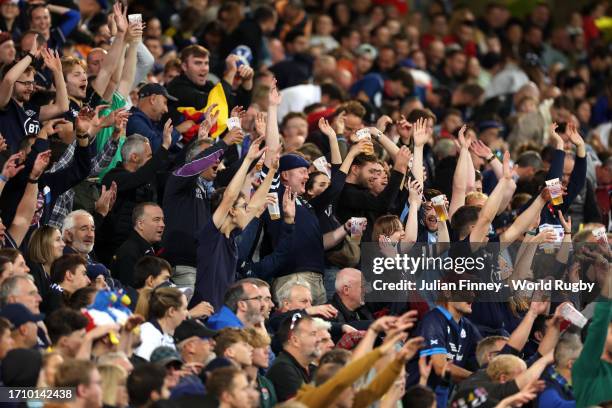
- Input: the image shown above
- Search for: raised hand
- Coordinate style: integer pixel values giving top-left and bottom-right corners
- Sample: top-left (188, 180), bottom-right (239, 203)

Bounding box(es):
top-left (397, 115), bottom-right (412, 142)
top-left (230, 105), bottom-right (245, 119)
top-left (31, 150), bottom-right (52, 179)
top-left (457, 125), bottom-right (471, 149)
top-left (254, 111), bottom-right (266, 138)
top-left (470, 139), bottom-right (493, 159)
top-left (282, 186), bottom-right (297, 223)
top-left (408, 178), bottom-right (424, 207)
top-left (502, 151), bottom-right (512, 180)
top-left (189, 301), bottom-right (215, 318)
top-left (398, 336), bottom-right (425, 361)
top-left (222, 127), bottom-right (245, 146)
top-left (394, 146), bottom-right (412, 173)
top-left (558, 211), bottom-right (571, 233)
top-left (199, 107), bottom-right (219, 140)
top-left (318, 117), bottom-right (336, 139)
top-left (548, 123), bottom-right (564, 149)
top-left (332, 111), bottom-right (346, 135)
top-left (162, 118), bottom-right (173, 149)
top-left (1, 152), bottom-right (24, 179)
top-left (246, 136), bottom-right (266, 161)
top-left (533, 228), bottom-right (556, 244)
top-left (412, 117), bottom-right (429, 147)
top-left (376, 115), bottom-right (393, 133)
top-left (114, 1), bottom-right (128, 34)
top-left (126, 21), bottom-right (144, 44)
top-left (567, 121), bottom-right (584, 147)
top-left (41, 48), bottom-right (62, 73)
top-left (419, 356), bottom-right (433, 382)
top-left (268, 79), bottom-right (281, 106)
top-left (95, 181), bottom-right (117, 217)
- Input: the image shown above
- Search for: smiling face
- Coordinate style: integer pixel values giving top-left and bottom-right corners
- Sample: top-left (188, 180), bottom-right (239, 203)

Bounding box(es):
top-left (182, 55), bottom-right (210, 86)
top-left (0, 39), bottom-right (16, 65)
top-left (30, 6), bottom-right (51, 34)
top-left (281, 167), bottom-right (309, 195)
top-left (282, 116), bottom-right (308, 152)
top-left (66, 213), bottom-right (95, 255)
top-left (307, 173), bottom-right (330, 198)
top-left (13, 70), bottom-right (35, 103)
top-left (51, 229), bottom-right (66, 260)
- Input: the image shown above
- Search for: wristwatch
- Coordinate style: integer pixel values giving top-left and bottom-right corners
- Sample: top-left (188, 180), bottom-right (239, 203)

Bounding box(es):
top-left (27, 177), bottom-right (39, 184)
top-left (26, 52), bottom-right (36, 60)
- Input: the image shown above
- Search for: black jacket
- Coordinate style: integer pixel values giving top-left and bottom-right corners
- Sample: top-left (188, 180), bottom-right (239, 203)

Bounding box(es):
top-left (111, 230), bottom-right (156, 287)
top-left (165, 74), bottom-right (251, 126)
top-left (265, 350), bottom-right (314, 402)
top-left (329, 293), bottom-right (373, 327)
top-left (97, 147), bottom-right (169, 264)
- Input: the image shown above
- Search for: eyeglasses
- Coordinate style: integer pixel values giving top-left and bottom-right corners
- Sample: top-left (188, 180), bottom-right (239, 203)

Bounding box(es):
top-left (16, 80), bottom-right (35, 87)
top-left (241, 296), bottom-right (263, 302)
top-left (233, 203), bottom-right (248, 210)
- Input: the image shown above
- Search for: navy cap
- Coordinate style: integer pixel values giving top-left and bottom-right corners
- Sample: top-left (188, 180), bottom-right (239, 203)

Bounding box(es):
top-left (477, 120), bottom-right (503, 133)
top-left (174, 319), bottom-right (217, 344)
top-left (138, 83), bottom-right (178, 102)
top-left (0, 303), bottom-right (44, 327)
top-left (279, 154), bottom-right (310, 172)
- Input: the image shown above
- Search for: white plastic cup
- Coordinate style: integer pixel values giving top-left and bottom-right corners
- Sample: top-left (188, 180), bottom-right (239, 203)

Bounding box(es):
top-left (431, 195), bottom-right (448, 222)
top-left (559, 303), bottom-right (588, 328)
top-left (267, 192), bottom-right (280, 220)
top-left (227, 117), bottom-right (241, 131)
top-left (592, 226), bottom-right (608, 246)
top-left (313, 156), bottom-right (331, 178)
top-left (356, 128), bottom-right (374, 155)
top-left (128, 14), bottom-right (142, 24)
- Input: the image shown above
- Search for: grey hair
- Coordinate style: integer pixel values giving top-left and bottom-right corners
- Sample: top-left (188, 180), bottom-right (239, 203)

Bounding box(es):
top-left (516, 151), bottom-right (543, 170)
top-left (312, 317), bottom-right (331, 331)
top-left (554, 334), bottom-right (583, 367)
top-left (0, 275), bottom-right (35, 307)
top-left (186, 138), bottom-right (214, 163)
top-left (334, 268), bottom-right (361, 292)
top-left (120, 134), bottom-right (149, 161)
top-left (275, 279), bottom-right (311, 305)
top-left (61, 209), bottom-right (94, 236)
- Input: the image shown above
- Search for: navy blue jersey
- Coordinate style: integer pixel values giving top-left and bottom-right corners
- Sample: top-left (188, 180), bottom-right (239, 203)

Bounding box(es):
top-left (0, 99), bottom-right (41, 152)
top-left (408, 305), bottom-right (482, 407)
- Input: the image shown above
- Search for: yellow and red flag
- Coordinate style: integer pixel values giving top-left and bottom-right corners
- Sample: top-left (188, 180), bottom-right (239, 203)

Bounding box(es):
top-left (177, 82), bottom-right (228, 142)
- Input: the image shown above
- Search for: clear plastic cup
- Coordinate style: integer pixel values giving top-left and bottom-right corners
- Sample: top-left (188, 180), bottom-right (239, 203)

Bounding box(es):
top-left (546, 178), bottom-right (563, 206)
top-left (267, 192), bottom-right (280, 220)
top-left (559, 303), bottom-right (588, 328)
top-left (313, 156), bottom-right (331, 177)
top-left (431, 195), bottom-right (448, 222)
top-left (350, 217), bottom-right (367, 241)
top-left (356, 128), bottom-right (374, 155)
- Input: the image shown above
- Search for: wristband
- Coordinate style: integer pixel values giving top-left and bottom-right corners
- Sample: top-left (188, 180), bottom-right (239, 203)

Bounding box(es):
top-left (28, 177), bottom-right (39, 184)
top-left (486, 155), bottom-right (496, 163)
top-left (26, 52), bottom-right (36, 60)
top-left (0, 174), bottom-right (7, 183)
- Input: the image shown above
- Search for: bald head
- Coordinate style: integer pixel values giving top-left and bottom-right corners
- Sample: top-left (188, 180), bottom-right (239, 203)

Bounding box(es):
top-left (335, 268), bottom-right (363, 311)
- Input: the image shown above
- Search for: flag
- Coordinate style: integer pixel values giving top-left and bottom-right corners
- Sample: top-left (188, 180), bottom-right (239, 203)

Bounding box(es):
top-left (177, 82), bottom-right (229, 142)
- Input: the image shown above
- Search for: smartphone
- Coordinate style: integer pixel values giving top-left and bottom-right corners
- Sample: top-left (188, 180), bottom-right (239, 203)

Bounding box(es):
top-left (128, 14), bottom-right (142, 24)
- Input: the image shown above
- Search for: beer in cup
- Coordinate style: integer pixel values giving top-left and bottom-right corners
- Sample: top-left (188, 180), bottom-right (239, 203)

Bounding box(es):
top-left (559, 303), bottom-right (588, 328)
top-left (128, 14), bottom-right (142, 24)
top-left (349, 217), bottom-right (367, 241)
top-left (431, 194), bottom-right (448, 222)
top-left (313, 156), bottom-right (331, 178)
top-left (545, 178), bottom-right (563, 205)
top-left (267, 192), bottom-right (280, 220)
top-left (356, 128), bottom-right (374, 155)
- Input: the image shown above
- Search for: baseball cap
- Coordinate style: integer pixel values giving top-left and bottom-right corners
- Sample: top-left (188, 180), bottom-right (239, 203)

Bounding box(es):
top-left (0, 303), bottom-right (44, 327)
top-left (279, 154), bottom-right (310, 172)
top-left (1, 348), bottom-right (43, 387)
top-left (150, 346), bottom-right (183, 367)
top-left (138, 83), bottom-right (178, 102)
top-left (356, 44), bottom-right (378, 60)
top-left (174, 319), bottom-right (218, 344)
top-left (477, 120), bottom-right (503, 133)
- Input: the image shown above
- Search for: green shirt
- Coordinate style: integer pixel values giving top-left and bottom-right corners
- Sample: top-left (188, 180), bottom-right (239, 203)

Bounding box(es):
top-left (96, 92), bottom-right (127, 181)
top-left (572, 298), bottom-right (612, 407)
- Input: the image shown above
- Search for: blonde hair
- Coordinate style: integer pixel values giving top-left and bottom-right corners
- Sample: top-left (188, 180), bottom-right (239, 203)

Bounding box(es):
top-left (244, 328), bottom-right (271, 348)
top-left (134, 287), bottom-right (184, 320)
top-left (465, 191), bottom-right (489, 206)
top-left (28, 226), bottom-right (60, 264)
top-left (98, 364), bottom-right (127, 407)
top-left (371, 214), bottom-right (403, 242)
top-left (486, 355), bottom-right (526, 382)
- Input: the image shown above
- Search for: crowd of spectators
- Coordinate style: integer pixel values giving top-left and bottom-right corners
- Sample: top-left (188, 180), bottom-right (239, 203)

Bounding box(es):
top-left (0, 0), bottom-right (610, 407)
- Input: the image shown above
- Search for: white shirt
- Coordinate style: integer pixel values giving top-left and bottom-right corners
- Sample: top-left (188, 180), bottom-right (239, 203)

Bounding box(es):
top-left (133, 321), bottom-right (176, 361)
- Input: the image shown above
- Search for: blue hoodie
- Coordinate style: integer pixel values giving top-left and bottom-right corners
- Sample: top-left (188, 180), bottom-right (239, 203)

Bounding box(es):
top-left (206, 306), bottom-right (244, 330)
